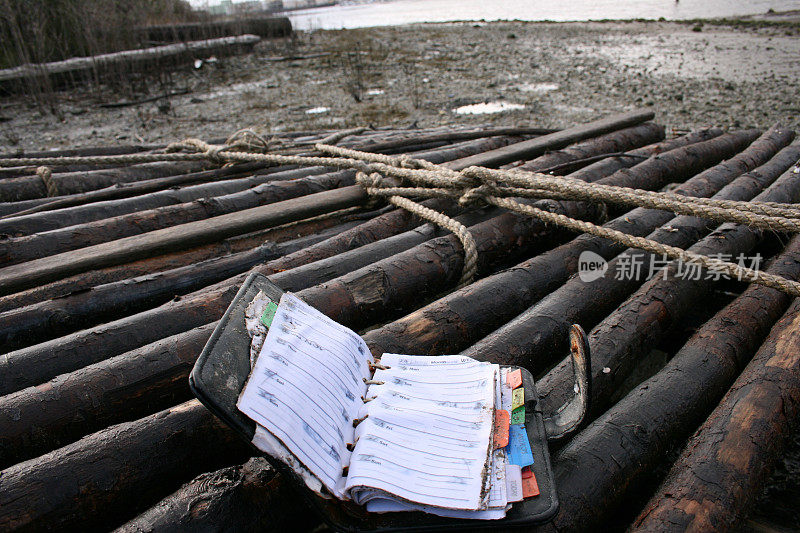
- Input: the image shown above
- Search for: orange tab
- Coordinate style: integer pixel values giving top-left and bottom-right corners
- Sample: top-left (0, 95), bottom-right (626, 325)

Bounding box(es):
top-left (493, 409), bottom-right (510, 448)
top-left (521, 466), bottom-right (533, 479)
top-left (522, 471), bottom-right (540, 498)
top-left (506, 369), bottom-right (523, 389)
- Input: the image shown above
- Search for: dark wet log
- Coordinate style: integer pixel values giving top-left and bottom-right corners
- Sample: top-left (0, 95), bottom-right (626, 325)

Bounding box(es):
top-left (0, 208), bottom-right (454, 395)
top-left (631, 297), bottom-right (800, 532)
top-left (0, 205), bottom-right (496, 354)
top-left (364, 129), bottom-right (772, 356)
top-left (0, 160), bottom-right (212, 202)
top-left (463, 130), bottom-right (796, 368)
top-left (139, 17), bottom-right (292, 42)
top-left (299, 129), bottom-right (737, 332)
top-left (537, 149), bottom-right (800, 421)
top-left (515, 122), bottom-right (664, 172)
top-left (0, 184), bottom-right (369, 296)
top-left (114, 457), bottom-right (317, 533)
top-left (0, 131), bottom-right (729, 394)
top-left (0, 212), bottom-right (499, 452)
top-left (0, 34), bottom-right (261, 94)
top-left (0, 208), bottom-right (363, 313)
top-left (0, 164), bottom-right (331, 235)
top-left (0, 214), bottom-right (504, 464)
top-left (0, 144), bottom-right (157, 160)
top-left (0, 170), bottom-right (359, 265)
top-left (112, 237), bottom-right (800, 533)
top-left (0, 220), bottom-right (362, 352)
top-left (354, 126), bottom-right (558, 153)
top-left (450, 109), bottom-right (654, 169)
top-left (563, 128), bottom-right (724, 183)
top-left (0, 135), bottom-right (521, 263)
top-left (0, 401), bottom-right (250, 533)
top-left (0, 162), bottom-right (307, 223)
top-left (530, 236), bottom-right (800, 533)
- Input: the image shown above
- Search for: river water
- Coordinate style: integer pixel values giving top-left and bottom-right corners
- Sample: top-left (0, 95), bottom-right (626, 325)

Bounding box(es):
top-left (286, 0), bottom-right (800, 30)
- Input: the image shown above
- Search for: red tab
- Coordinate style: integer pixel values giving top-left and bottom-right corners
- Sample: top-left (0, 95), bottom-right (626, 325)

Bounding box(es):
top-left (521, 466), bottom-right (533, 479)
top-left (506, 369), bottom-right (522, 389)
top-left (522, 471), bottom-right (540, 498)
top-left (493, 409), bottom-right (510, 448)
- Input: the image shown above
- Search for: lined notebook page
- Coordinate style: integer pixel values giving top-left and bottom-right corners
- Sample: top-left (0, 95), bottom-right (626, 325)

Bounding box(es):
top-left (237, 293), bottom-right (373, 498)
top-left (346, 354), bottom-right (495, 510)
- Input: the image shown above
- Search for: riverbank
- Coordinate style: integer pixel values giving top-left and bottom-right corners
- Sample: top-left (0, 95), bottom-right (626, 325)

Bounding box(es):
top-left (1, 18), bottom-right (798, 151)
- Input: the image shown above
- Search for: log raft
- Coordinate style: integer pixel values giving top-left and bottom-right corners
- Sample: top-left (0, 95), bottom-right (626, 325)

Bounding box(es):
top-left (1, 112), bottom-right (798, 532)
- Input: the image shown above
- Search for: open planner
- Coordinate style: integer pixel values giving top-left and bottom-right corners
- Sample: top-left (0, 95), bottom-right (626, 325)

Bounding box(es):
top-left (190, 272), bottom-right (558, 531)
top-left (236, 291), bottom-right (533, 520)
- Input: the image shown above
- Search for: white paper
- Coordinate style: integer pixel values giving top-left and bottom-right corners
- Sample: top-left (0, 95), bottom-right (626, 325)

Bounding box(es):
top-left (238, 293), bottom-right (373, 498)
top-left (346, 354), bottom-right (496, 511)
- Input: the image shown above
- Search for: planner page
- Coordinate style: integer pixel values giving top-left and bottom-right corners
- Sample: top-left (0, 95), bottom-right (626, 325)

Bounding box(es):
top-left (346, 354), bottom-right (496, 510)
top-left (237, 293), bottom-right (373, 498)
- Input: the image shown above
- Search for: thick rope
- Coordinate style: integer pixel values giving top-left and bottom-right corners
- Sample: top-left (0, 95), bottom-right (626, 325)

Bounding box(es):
top-left (36, 166), bottom-right (58, 197)
top-left (3, 133), bottom-right (800, 295)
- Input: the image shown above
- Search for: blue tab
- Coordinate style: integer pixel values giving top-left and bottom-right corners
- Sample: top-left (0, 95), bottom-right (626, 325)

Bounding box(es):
top-left (505, 424), bottom-right (534, 467)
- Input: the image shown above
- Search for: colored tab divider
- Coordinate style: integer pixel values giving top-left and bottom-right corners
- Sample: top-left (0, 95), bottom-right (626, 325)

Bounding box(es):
top-left (505, 464), bottom-right (524, 502)
top-left (260, 301), bottom-right (278, 327)
top-left (506, 368), bottom-right (522, 389)
top-left (521, 466), bottom-right (540, 498)
top-left (493, 409), bottom-right (510, 448)
top-left (511, 387), bottom-right (524, 410)
top-left (505, 424), bottom-right (534, 467)
top-left (511, 405), bottom-right (525, 425)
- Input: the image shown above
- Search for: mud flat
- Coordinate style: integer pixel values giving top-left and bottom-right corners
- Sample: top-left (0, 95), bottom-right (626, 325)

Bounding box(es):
top-left (0, 19), bottom-right (798, 151)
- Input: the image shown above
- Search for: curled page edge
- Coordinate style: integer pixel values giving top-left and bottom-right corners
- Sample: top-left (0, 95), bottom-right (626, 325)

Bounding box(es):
top-left (252, 424), bottom-right (331, 499)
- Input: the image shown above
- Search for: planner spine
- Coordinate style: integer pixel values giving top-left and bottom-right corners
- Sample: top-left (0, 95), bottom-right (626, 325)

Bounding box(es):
top-left (346, 359), bottom-right (390, 458)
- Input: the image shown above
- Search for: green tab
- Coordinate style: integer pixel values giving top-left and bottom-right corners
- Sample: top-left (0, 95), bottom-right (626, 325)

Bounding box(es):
top-left (511, 406), bottom-right (525, 425)
top-left (260, 301), bottom-right (278, 327)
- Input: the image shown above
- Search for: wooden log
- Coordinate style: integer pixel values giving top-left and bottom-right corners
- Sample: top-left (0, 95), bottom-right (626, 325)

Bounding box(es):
top-left (0, 184), bottom-right (370, 296)
top-left (514, 122), bottom-right (664, 172)
top-left (0, 220), bottom-right (362, 351)
top-left (0, 212), bottom-right (503, 464)
top-left (564, 128), bottom-right (724, 183)
top-left (0, 160), bottom-right (212, 202)
top-left (365, 127), bottom-right (788, 358)
top-left (352, 126), bottom-right (558, 153)
top-left (111, 235), bottom-right (800, 533)
top-left (0, 401), bottom-right (251, 533)
top-left (0, 208), bottom-right (364, 313)
top-left (0, 131), bottom-right (484, 219)
top-left (0, 129), bottom-right (717, 393)
top-left (0, 169), bottom-right (358, 265)
top-left (0, 206), bottom-right (495, 353)
top-left (295, 126), bottom-right (747, 332)
top-left (0, 34), bottom-right (262, 94)
top-left (139, 17), bottom-right (292, 43)
top-left (0, 135), bottom-right (521, 264)
top-left (0, 165), bottom-right (330, 235)
top-left (0, 144), bottom-right (157, 160)
top-left (450, 109), bottom-right (654, 169)
top-left (0, 162), bottom-right (306, 222)
top-left (537, 150), bottom-right (800, 421)
top-left (463, 130), bottom-right (797, 368)
top-left (0, 206), bottom-right (454, 395)
top-left (528, 236), bottom-right (800, 532)
top-left (631, 297), bottom-right (800, 532)
top-left (114, 457), bottom-right (318, 533)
